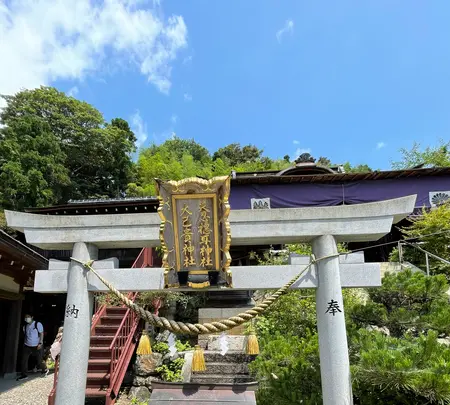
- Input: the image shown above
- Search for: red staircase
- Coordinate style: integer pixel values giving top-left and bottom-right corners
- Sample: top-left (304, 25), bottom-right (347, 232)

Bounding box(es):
top-left (48, 248), bottom-right (155, 405)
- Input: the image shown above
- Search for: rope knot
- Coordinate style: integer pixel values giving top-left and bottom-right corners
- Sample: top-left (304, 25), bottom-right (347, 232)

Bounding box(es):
top-left (70, 257), bottom-right (94, 270)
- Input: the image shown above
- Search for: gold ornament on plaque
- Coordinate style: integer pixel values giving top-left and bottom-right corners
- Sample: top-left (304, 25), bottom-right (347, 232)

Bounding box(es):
top-left (156, 176), bottom-right (232, 289)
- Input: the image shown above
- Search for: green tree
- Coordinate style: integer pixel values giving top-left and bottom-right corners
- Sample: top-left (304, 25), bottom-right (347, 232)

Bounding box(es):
top-left (130, 137), bottom-right (214, 196)
top-left (154, 136), bottom-right (210, 163)
top-left (348, 270), bottom-right (450, 404)
top-left (317, 156), bottom-right (331, 167)
top-left (213, 143), bottom-right (263, 166)
top-left (350, 270), bottom-right (450, 337)
top-left (0, 115), bottom-right (69, 209)
top-left (351, 330), bottom-right (450, 405)
top-left (343, 162), bottom-right (373, 173)
top-left (250, 243), bottom-right (450, 404)
top-left (390, 202), bottom-right (450, 277)
top-left (392, 140), bottom-right (450, 169)
top-left (0, 87), bottom-right (136, 207)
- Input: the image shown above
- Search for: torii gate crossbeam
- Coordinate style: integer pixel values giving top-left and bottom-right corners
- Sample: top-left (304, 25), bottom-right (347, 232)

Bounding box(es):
top-left (5, 195), bottom-right (416, 405)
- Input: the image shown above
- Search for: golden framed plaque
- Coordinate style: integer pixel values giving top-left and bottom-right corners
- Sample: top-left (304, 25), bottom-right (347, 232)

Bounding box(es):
top-left (156, 176), bottom-right (232, 289)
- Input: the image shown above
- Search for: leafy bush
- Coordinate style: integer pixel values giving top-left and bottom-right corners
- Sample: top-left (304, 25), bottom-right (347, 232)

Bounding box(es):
top-left (152, 342), bottom-right (169, 355)
top-left (350, 270), bottom-right (450, 337)
top-left (249, 331), bottom-right (321, 405)
top-left (391, 202), bottom-right (450, 279)
top-left (130, 398), bottom-right (148, 405)
top-left (156, 358), bottom-right (185, 382)
top-left (175, 340), bottom-right (192, 352)
top-left (250, 268), bottom-right (450, 404)
top-left (152, 339), bottom-right (192, 355)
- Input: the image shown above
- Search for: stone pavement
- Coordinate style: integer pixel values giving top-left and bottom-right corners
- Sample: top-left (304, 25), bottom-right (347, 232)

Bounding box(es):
top-left (0, 374), bottom-right (131, 405)
top-left (0, 374), bottom-right (54, 405)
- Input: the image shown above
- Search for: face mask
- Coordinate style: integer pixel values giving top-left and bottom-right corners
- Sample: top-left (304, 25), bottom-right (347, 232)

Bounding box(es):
top-left (25, 317), bottom-right (32, 324)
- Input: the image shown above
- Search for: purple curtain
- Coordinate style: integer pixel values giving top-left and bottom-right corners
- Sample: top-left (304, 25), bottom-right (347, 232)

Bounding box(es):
top-left (229, 176), bottom-right (450, 210)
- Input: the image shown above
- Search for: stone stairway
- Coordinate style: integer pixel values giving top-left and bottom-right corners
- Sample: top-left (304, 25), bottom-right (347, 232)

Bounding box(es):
top-left (191, 351), bottom-right (257, 384)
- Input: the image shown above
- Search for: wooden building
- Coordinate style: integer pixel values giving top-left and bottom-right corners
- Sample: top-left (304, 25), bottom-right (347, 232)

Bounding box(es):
top-left (26, 161), bottom-right (450, 262)
top-left (0, 230), bottom-right (48, 378)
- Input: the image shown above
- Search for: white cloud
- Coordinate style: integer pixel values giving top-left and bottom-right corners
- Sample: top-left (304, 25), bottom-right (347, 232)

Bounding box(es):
top-left (376, 142), bottom-right (386, 150)
top-left (130, 110), bottom-right (148, 148)
top-left (184, 93), bottom-right (192, 102)
top-left (182, 55), bottom-right (193, 65)
top-left (170, 114), bottom-right (178, 124)
top-left (153, 129), bottom-right (175, 144)
top-left (293, 140), bottom-right (299, 145)
top-left (0, 0), bottom-right (188, 107)
top-left (276, 19), bottom-right (294, 43)
top-left (67, 86), bottom-right (79, 97)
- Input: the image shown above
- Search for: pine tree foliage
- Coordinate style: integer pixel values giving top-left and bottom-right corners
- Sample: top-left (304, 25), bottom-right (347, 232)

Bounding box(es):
top-left (352, 331), bottom-right (450, 405)
top-left (250, 244), bottom-right (450, 405)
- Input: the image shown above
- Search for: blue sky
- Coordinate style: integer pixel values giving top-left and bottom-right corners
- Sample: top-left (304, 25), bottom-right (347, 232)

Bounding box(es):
top-left (2, 1), bottom-right (450, 169)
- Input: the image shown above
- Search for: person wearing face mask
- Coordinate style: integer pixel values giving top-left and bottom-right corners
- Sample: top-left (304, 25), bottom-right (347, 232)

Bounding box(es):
top-left (16, 314), bottom-right (48, 381)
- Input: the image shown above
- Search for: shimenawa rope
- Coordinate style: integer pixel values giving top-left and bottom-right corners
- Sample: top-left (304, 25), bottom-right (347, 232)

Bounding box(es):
top-left (71, 253), bottom-right (339, 336)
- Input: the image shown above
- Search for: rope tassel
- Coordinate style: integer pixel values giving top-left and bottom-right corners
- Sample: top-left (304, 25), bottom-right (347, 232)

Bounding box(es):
top-left (192, 345), bottom-right (206, 372)
top-left (246, 331), bottom-right (259, 355)
top-left (136, 330), bottom-right (152, 355)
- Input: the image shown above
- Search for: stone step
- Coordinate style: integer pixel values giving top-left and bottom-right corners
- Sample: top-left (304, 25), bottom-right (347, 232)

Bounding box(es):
top-left (203, 351), bottom-right (257, 363)
top-left (190, 374), bottom-right (256, 384)
top-left (193, 362), bottom-right (249, 375)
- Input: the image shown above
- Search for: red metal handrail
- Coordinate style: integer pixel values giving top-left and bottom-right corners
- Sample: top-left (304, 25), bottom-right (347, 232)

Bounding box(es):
top-left (106, 248), bottom-right (151, 401)
top-left (49, 356), bottom-right (59, 402)
top-left (107, 292), bottom-right (139, 399)
top-left (48, 248), bottom-right (152, 405)
top-left (92, 300), bottom-right (107, 330)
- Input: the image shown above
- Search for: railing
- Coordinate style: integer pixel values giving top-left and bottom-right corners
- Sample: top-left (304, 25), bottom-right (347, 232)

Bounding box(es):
top-left (49, 357), bottom-right (60, 404)
top-left (48, 247), bottom-right (152, 405)
top-left (398, 241), bottom-right (450, 276)
top-left (106, 248), bottom-right (151, 400)
top-left (92, 297), bottom-right (107, 329)
top-left (132, 246), bottom-right (154, 269)
top-left (108, 292), bottom-right (140, 399)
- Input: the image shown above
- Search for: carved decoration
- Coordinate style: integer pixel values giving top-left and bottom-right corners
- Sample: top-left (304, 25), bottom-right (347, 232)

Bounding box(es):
top-left (156, 176), bottom-right (232, 289)
top-left (295, 153), bottom-right (316, 164)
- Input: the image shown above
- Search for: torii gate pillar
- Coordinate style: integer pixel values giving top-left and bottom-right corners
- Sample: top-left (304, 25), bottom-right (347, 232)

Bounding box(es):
top-left (55, 243), bottom-right (98, 405)
top-left (313, 235), bottom-right (353, 405)
top-left (5, 195), bottom-right (417, 405)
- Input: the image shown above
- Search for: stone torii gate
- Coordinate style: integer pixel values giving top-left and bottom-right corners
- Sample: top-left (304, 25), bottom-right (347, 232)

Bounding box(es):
top-left (6, 194), bottom-right (416, 405)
